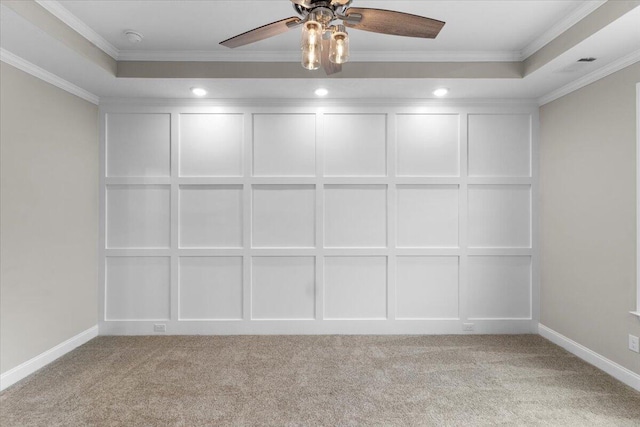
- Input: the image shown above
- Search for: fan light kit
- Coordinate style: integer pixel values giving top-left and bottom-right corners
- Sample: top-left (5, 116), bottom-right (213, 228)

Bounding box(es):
top-left (220, 0), bottom-right (445, 75)
top-left (190, 87), bottom-right (207, 97)
top-left (314, 88), bottom-right (329, 96)
top-left (433, 88), bottom-right (449, 97)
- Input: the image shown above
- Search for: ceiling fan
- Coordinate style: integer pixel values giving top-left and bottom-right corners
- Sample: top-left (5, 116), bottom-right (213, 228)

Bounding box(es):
top-left (220, 0), bottom-right (445, 75)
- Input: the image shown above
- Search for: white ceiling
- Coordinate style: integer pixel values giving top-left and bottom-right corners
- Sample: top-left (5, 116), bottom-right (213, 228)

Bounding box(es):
top-left (1, 0), bottom-right (639, 101)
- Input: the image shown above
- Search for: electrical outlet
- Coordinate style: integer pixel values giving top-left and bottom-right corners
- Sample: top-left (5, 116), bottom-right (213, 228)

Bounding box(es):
top-left (153, 324), bottom-right (166, 333)
top-left (629, 334), bottom-right (639, 353)
top-left (463, 323), bottom-right (475, 332)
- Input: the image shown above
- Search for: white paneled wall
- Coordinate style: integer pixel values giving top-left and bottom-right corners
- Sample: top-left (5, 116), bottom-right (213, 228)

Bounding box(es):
top-left (100, 101), bottom-right (538, 335)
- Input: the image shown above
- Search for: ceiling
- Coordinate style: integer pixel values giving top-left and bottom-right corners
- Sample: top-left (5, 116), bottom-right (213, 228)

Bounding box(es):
top-left (0, 0), bottom-right (638, 102)
top-left (57, 0), bottom-right (584, 60)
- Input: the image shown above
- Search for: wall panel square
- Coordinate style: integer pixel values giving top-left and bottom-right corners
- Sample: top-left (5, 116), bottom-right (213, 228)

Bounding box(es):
top-left (397, 185), bottom-right (459, 248)
top-left (397, 114), bottom-right (459, 176)
top-left (179, 257), bottom-right (243, 320)
top-left (396, 257), bottom-right (459, 319)
top-left (468, 185), bottom-right (531, 248)
top-left (324, 185), bottom-right (387, 248)
top-left (106, 257), bottom-right (170, 320)
top-left (324, 257), bottom-right (387, 319)
top-left (467, 256), bottom-right (531, 319)
top-left (324, 114), bottom-right (386, 176)
top-left (253, 114), bottom-right (316, 176)
top-left (106, 113), bottom-right (170, 177)
top-left (468, 114), bottom-right (531, 177)
top-left (179, 114), bottom-right (243, 177)
top-left (251, 257), bottom-right (315, 320)
top-left (107, 185), bottom-right (170, 248)
top-left (252, 185), bottom-right (315, 248)
top-left (179, 185), bottom-right (243, 248)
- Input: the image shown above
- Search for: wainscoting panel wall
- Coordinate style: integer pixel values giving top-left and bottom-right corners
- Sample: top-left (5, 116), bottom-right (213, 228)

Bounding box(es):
top-left (99, 101), bottom-right (538, 335)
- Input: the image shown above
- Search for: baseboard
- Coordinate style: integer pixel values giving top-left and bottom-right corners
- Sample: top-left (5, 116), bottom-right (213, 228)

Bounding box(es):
top-left (99, 319), bottom-right (538, 335)
top-left (538, 324), bottom-right (640, 392)
top-left (0, 325), bottom-right (98, 392)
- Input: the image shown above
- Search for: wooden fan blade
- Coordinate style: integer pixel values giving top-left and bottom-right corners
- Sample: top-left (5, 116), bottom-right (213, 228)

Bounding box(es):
top-left (322, 38), bottom-right (342, 75)
top-left (344, 8), bottom-right (445, 39)
top-left (220, 17), bottom-right (302, 48)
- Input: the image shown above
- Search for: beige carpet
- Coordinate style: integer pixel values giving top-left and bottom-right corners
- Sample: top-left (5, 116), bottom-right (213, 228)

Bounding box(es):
top-left (1, 335), bottom-right (639, 426)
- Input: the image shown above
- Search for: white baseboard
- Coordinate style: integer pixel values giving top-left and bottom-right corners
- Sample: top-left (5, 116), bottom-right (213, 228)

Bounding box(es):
top-left (538, 324), bottom-right (640, 392)
top-left (99, 319), bottom-right (538, 336)
top-left (0, 325), bottom-right (98, 391)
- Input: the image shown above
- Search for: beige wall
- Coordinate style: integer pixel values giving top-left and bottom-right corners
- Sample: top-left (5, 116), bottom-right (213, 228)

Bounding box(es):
top-left (0, 63), bottom-right (98, 374)
top-left (540, 62), bottom-right (640, 374)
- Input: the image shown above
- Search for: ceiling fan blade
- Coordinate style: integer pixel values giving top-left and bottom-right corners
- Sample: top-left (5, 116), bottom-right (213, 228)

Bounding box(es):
top-left (220, 17), bottom-right (302, 48)
top-left (321, 38), bottom-right (342, 75)
top-left (343, 8), bottom-right (445, 39)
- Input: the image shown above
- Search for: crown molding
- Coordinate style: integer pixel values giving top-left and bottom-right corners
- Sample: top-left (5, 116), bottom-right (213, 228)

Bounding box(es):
top-left (0, 48), bottom-right (99, 105)
top-left (520, 0), bottom-right (606, 60)
top-left (354, 51), bottom-right (522, 62)
top-left (35, 0), bottom-right (119, 59)
top-left (538, 49), bottom-right (640, 106)
top-left (117, 49), bottom-right (522, 63)
top-left (98, 97), bottom-right (538, 109)
top-left (117, 50), bottom-right (300, 62)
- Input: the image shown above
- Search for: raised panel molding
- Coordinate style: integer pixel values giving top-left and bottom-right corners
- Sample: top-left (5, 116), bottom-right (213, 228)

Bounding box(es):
top-left (467, 256), bottom-right (532, 319)
top-left (396, 185), bottom-right (459, 248)
top-left (396, 256), bottom-right (459, 319)
top-left (179, 114), bottom-right (244, 177)
top-left (324, 257), bottom-right (388, 320)
top-left (252, 185), bottom-right (316, 248)
top-left (106, 185), bottom-right (171, 249)
top-left (106, 113), bottom-right (171, 177)
top-left (324, 114), bottom-right (387, 176)
top-left (99, 103), bottom-right (538, 335)
top-left (105, 257), bottom-right (171, 320)
top-left (468, 114), bottom-right (531, 177)
top-left (253, 114), bottom-right (316, 176)
top-left (179, 256), bottom-right (243, 320)
top-left (324, 185), bottom-right (387, 248)
top-left (396, 114), bottom-right (460, 177)
top-left (251, 257), bottom-right (316, 320)
top-left (179, 185), bottom-right (243, 248)
top-left (468, 185), bottom-right (532, 248)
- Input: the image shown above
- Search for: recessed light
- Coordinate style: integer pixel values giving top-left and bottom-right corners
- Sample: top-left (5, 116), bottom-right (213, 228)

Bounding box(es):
top-left (433, 88), bottom-right (449, 97)
top-left (191, 87), bottom-right (207, 97)
top-left (123, 30), bottom-right (143, 44)
top-left (314, 88), bottom-right (329, 97)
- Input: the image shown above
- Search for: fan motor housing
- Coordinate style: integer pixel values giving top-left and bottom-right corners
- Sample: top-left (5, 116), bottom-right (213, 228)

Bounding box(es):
top-left (293, 0), bottom-right (351, 18)
top-left (310, 7), bottom-right (335, 25)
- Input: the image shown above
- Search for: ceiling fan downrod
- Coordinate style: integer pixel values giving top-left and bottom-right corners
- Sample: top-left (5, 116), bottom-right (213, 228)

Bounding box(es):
top-left (290, 0), bottom-right (360, 26)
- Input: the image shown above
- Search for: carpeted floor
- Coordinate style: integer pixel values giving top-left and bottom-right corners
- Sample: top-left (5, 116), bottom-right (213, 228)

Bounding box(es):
top-left (1, 335), bottom-right (639, 426)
